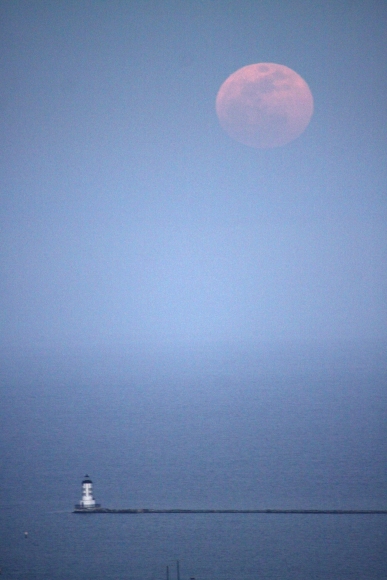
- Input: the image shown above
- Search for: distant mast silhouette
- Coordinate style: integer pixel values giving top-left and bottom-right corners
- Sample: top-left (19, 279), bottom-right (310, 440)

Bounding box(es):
top-left (75, 475), bottom-right (100, 510)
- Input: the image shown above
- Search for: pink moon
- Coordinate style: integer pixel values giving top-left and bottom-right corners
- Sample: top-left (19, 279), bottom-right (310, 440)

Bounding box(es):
top-left (216, 63), bottom-right (314, 149)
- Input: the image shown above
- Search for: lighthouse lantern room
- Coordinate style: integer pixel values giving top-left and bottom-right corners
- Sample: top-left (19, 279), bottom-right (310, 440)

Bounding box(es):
top-left (75, 475), bottom-right (101, 510)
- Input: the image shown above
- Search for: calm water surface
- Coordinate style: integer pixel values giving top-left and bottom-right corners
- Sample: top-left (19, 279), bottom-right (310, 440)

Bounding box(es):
top-left (2, 508), bottom-right (387, 580)
top-left (1, 343), bottom-right (386, 578)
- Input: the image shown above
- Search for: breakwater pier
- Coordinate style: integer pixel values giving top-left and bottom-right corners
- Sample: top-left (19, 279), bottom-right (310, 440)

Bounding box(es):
top-left (73, 477), bottom-right (387, 515)
top-left (73, 508), bottom-right (387, 515)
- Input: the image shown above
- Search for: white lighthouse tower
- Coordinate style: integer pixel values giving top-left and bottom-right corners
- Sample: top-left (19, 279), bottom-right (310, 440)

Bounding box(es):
top-left (75, 475), bottom-right (100, 510)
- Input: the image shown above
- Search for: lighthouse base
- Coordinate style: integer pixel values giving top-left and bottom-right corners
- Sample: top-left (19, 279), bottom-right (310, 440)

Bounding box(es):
top-left (74, 503), bottom-right (101, 510)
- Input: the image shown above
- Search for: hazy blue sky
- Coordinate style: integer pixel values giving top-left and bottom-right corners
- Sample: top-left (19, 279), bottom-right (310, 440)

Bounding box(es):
top-left (1, 0), bottom-right (386, 351)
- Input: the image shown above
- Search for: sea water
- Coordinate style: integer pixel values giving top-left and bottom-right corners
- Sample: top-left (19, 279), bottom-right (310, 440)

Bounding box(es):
top-left (2, 510), bottom-right (387, 580)
top-left (1, 342), bottom-right (386, 579)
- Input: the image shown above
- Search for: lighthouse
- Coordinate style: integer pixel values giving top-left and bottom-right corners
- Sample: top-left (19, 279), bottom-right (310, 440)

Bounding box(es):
top-left (75, 475), bottom-right (101, 510)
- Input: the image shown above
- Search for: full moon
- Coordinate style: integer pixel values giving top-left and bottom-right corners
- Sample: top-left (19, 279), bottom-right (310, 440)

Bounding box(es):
top-left (216, 63), bottom-right (314, 148)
